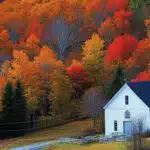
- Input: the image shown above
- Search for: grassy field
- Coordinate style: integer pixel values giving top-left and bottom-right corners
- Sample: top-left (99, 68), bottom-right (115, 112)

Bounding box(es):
top-left (45, 143), bottom-right (125, 150)
top-left (44, 140), bottom-right (150, 150)
top-left (0, 119), bottom-right (94, 150)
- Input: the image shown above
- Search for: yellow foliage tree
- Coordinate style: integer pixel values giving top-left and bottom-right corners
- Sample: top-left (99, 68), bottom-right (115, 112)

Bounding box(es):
top-left (82, 33), bottom-right (105, 85)
top-left (25, 87), bottom-right (40, 113)
top-left (34, 45), bottom-right (64, 73)
top-left (50, 69), bottom-right (73, 117)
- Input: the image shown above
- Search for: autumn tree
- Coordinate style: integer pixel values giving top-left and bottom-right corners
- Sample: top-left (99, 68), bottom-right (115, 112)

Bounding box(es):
top-left (8, 50), bottom-right (47, 115)
top-left (33, 46), bottom-right (64, 115)
top-left (7, 46), bottom-right (64, 116)
top-left (125, 38), bottom-right (150, 79)
top-left (34, 45), bottom-right (63, 73)
top-left (98, 17), bottom-right (117, 46)
top-left (105, 34), bottom-right (138, 65)
top-left (131, 71), bottom-right (150, 82)
top-left (25, 87), bottom-right (40, 114)
top-left (50, 69), bottom-right (73, 117)
top-left (30, 0), bottom-right (61, 23)
top-left (25, 33), bottom-right (40, 59)
top-left (84, 0), bottom-right (129, 29)
top-left (106, 0), bottom-right (129, 12)
top-left (0, 28), bottom-right (13, 56)
top-left (25, 17), bottom-right (43, 39)
top-left (113, 9), bottom-right (132, 34)
top-left (82, 33), bottom-right (105, 85)
top-left (67, 60), bottom-right (92, 99)
top-left (0, 60), bottom-right (11, 77)
top-left (132, 39), bottom-right (149, 68)
top-left (98, 9), bottom-right (132, 47)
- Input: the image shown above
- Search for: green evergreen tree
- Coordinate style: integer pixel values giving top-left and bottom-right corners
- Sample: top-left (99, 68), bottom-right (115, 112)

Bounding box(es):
top-left (13, 80), bottom-right (27, 136)
top-left (0, 81), bottom-right (14, 137)
top-left (2, 81), bottom-right (14, 122)
top-left (14, 80), bottom-right (27, 122)
top-left (105, 64), bottom-right (125, 100)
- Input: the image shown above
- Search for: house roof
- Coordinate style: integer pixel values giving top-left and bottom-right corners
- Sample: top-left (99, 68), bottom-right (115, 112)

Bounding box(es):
top-left (127, 81), bottom-right (150, 107)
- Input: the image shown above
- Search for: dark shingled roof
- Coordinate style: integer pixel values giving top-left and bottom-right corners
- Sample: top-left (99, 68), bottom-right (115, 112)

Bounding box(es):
top-left (127, 81), bottom-right (150, 107)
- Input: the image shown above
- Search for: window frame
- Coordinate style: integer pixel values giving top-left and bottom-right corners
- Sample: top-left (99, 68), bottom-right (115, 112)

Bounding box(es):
top-left (125, 110), bottom-right (131, 119)
top-left (125, 95), bottom-right (129, 105)
top-left (114, 120), bottom-right (118, 131)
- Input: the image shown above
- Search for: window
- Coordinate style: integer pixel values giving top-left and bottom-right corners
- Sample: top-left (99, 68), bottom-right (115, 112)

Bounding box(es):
top-left (125, 110), bottom-right (131, 119)
top-left (125, 96), bottom-right (129, 105)
top-left (114, 120), bottom-right (118, 131)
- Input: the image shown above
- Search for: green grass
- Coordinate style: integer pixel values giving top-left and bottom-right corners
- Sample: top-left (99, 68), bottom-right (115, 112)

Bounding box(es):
top-left (44, 143), bottom-right (125, 150)
top-left (0, 119), bottom-right (94, 150)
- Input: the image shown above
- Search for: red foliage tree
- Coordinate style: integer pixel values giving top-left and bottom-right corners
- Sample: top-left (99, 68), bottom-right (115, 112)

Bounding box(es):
top-left (126, 38), bottom-right (150, 69)
top-left (67, 60), bottom-right (92, 98)
top-left (25, 18), bottom-right (43, 39)
top-left (106, 0), bottom-right (129, 12)
top-left (105, 34), bottom-right (138, 64)
top-left (113, 9), bottom-right (132, 33)
top-left (131, 71), bottom-right (150, 82)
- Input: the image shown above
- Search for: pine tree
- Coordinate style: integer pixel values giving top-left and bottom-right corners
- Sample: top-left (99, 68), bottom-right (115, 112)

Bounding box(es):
top-left (13, 80), bottom-right (27, 136)
top-left (2, 81), bottom-right (14, 122)
top-left (105, 64), bottom-right (125, 100)
top-left (14, 80), bottom-right (27, 121)
top-left (1, 81), bottom-right (14, 137)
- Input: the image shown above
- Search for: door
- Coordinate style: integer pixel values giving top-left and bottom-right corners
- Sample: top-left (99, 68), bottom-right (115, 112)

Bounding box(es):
top-left (123, 121), bottom-right (132, 135)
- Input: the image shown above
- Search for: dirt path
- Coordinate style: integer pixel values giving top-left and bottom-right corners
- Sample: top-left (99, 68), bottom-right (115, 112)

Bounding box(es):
top-left (10, 140), bottom-right (59, 150)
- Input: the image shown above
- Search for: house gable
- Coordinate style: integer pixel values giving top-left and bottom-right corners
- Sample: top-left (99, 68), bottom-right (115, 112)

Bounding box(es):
top-left (104, 83), bottom-right (149, 110)
top-left (104, 83), bottom-right (128, 109)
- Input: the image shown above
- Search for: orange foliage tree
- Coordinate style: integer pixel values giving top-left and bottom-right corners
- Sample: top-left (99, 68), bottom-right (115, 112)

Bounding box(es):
top-left (126, 38), bottom-right (150, 70)
top-left (25, 33), bottom-right (40, 58)
top-left (7, 50), bottom-right (50, 114)
top-left (98, 9), bottom-right (132, 47)
top-left (0, 28), bottom-right (14, 55)
top-left (98, 17), bottom-right (117, 45)
top-left (106, 0), bottom-right (129, 12)
top-left (34, 45), bottom-right (64, 73)
top-left (113, 9), bottom-right (132, 33)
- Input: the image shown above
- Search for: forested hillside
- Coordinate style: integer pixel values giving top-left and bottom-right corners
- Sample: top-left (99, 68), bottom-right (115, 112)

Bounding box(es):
top-left (0, 0), bottom-right (149, 118)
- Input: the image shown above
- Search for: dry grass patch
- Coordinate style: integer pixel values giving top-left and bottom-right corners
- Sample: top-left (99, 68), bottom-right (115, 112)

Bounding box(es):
top-left (45, 143), bottom-right (125, 150)
top-left (0, 119), bottom-right (93, 150)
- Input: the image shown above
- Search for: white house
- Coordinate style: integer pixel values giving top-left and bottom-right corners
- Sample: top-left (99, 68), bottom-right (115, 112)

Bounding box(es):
top-left (104, 81), bottom-right (150, 136)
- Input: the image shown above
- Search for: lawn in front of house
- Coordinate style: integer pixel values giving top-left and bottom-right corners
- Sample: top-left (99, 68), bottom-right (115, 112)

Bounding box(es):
top-left (43, 138), bottom-right (150, 150)
top-left (44, 143), bottom-right (125, 150)
top-left (0, 119), bottom-right (94, 150)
